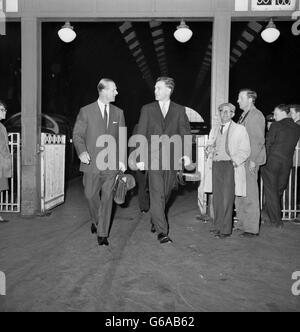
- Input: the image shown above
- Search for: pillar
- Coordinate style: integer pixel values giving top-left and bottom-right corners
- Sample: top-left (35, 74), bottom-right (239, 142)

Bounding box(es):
top-left (211, 12), bottom-right (231, 127)
top-left (21, 16), bottom-right (41, 215)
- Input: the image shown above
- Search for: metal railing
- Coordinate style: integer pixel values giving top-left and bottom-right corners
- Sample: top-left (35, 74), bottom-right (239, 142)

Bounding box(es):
top-left (0, 132), bottom-right (21, 213)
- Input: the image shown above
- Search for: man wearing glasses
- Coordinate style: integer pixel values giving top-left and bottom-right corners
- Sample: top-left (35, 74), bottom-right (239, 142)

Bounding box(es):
top-left (204, 103), bottom-right (250, 238)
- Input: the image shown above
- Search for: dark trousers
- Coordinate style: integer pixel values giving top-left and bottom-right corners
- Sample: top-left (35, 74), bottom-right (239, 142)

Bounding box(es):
top-left (261, 158), bottom-right (292, 226)
top-left (212, 161), bottom-right (235, 235)
top-left (83, 171), bottom-right (117, 237)
top-left (148, 170), bottom-right (177, 235)
top-left (136, 170), bottom-right (150, 212)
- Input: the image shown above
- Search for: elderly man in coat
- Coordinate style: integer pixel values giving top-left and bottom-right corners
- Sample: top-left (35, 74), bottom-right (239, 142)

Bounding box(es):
top-left (204, 103), bottom-right (251, 238)
top-left (0, 100), bottom-right (12, 223)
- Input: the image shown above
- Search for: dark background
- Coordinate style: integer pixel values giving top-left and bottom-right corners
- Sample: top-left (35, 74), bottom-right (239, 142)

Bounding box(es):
top-left (0, 20), bottom-right (299, 131)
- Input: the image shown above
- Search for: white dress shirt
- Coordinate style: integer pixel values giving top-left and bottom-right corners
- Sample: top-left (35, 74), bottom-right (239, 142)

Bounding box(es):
top-left (97, 99), bottom-right (110, 126)
top-left (159, 100), bottom-right (170, 118)
top-left (220, 121), bottom-right (231, 134)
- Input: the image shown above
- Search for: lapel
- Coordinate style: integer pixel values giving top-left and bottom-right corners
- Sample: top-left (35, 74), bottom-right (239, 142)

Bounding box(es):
top-left (164, 101), bottom-right (175, 130)
top-left (154, 102), bottom-right (165, 131)
top-left (0, 123), bottom-right (8, 145)
top-left (241, 105), bottom-right (255, 126)
top-left (107, 104), bottom-right (116, 133)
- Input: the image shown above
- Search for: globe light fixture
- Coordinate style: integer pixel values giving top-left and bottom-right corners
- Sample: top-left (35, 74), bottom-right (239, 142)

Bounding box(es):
top-left (261, 19), bottom-right (280, 43)
top-left (174, 20), bottom-right (193, 43)
top-left (58, 22), bottom-right (77, 43)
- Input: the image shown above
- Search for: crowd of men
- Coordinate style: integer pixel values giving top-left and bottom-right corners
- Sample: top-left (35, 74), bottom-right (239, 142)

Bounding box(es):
top-left (205, 93), bottom-right (300, 239)
top-left (72, 77), bottom-right (300, 246)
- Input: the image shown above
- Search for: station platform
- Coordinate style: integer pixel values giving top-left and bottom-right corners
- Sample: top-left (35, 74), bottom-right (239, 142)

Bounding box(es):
top-left (0, 177), bottom-right (300, 312)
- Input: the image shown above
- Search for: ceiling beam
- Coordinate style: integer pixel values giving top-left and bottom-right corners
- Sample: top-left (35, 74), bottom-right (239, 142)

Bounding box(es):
top-left (149, 20), bottom-right (168, 76)
top-left (119, 21), bottom-right (154, 90)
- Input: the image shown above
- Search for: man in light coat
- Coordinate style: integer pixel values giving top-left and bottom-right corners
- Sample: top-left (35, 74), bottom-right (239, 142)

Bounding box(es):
top-left (0, 101), bottom-right (12, 223)
top-left (235, 89), bottom-right (266, 237)
top-left (204, 103), bottom-right (251, 238)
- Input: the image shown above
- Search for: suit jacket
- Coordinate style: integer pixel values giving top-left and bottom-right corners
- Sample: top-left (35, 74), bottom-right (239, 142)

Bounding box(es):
top-left (73, 101), bottom-right (126, 174)
top-left (136, 101), bottom-right (192, 170)
top-left (204, 121), bottom-right (251, 197)
top-left (0, 122), bottom-right (12, 178)
top-left (239, 105), bottom-right (266, 166)
top-left (266, 117), bottom-right (300, 165)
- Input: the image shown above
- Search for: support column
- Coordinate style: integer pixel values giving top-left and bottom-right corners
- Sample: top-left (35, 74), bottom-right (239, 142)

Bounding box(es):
top-left (211, 12), bottom-right (231, 127)
top-left (21, 16), bottom-right (41, 215)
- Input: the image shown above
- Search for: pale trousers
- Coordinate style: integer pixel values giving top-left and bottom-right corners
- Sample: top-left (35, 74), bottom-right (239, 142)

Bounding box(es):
top-left (235, 162), bottom-right (260, 234)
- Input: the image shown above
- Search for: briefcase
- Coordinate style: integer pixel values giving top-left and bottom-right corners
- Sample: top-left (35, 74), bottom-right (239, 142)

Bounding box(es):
top-left (113, 172), bottom-right (136, 205)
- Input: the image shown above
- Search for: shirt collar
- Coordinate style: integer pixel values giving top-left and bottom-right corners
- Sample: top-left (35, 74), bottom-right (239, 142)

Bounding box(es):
top-left (220, 121), bottom-right (231, 133)
top-left (159, 100), bottom-right (170, 110)
top-left (97, 99), bottom-right (109, 112)
top-left (220, 121), bottom-right (231, 131)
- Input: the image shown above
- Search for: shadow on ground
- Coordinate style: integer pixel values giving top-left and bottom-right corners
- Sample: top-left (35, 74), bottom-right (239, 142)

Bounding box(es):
top-left (0, 178), bottom-right (300, 312)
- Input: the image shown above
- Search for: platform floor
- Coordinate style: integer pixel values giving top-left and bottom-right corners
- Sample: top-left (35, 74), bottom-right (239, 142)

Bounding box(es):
top-left (0, 178), bottom-right (300, 312)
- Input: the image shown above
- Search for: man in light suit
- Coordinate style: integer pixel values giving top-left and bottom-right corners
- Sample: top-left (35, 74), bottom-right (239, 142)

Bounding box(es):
top-left (73, 78), bottom-right (126, 246)
top-left (204, 103), bottom-right (251, 238)
top-left (135, 77), bottom-right (192, 244)
top-left (235, 89), bottom-right (266, 237)
top-left (0, 100), bottom-right (12, 223)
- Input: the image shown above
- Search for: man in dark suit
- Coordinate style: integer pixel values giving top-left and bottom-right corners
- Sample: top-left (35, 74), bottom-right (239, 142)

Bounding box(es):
top-left (73, 78), bottom-right (126, 246)
top-left (289, 104), bottom-right (300, 125)
top-left (261, 104), bottom-right (300, 228)
top-left (135, 77), bottom-right (192, 244)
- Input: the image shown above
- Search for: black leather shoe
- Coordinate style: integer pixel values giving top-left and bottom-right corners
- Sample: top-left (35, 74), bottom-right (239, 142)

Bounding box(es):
top-left (97, 237), bottom-right (109, 246)
top-left (151, 224), bottom-right (156, 233)
top-left (210, 229), bottom-right (220, 235)
top-left (239, 232), bottom-right (259, 238)
top-left (0, 219), bottom-right (9, 223)
top-left (215, 233), bottom-right (231, 239)
top-left (91, 223), bottom-right (97, 234)
top-left (157, 233), bottom-right (173, 244)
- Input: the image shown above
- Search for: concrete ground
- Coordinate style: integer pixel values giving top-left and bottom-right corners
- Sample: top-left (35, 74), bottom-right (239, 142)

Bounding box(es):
top-left (0, 178), bottom-right (300, 312)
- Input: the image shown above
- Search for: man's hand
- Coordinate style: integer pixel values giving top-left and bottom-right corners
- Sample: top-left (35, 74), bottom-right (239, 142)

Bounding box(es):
top-left (179, 156), bottom-right (195, 171)
top-left (249, 160), bottom-right (256, 174)
top-left (79, 151), bottom-right (90, 165)
top-left (205, 145), bottom-right (214, 158)
top-left (181, 156), bottom-right (192, 167)
top-left (119, 161), bottom-right (126, 173)
top-left (136, 162), bottom-right (145, 171)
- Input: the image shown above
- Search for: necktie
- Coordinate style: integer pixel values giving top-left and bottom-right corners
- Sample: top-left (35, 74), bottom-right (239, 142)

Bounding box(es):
top-left (238, 111), bottom-right (250, 124)
top-left (103, 104), bottom-right (108, 128)
top-left (220, 125), bottom-right (225, 134)
top-left (238, 114), bottom-right (244, 124)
